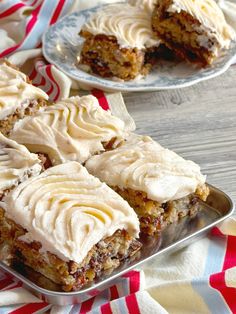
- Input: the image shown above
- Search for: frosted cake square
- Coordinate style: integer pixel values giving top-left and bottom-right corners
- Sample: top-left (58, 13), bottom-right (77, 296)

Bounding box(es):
top-left (0, 162), bottom-right (141, 291)
top-left (86, 135), bottom-right (209, 235)
top-left (9, 95), bottom-right (127, 166)
top-left (0, 61), bottom-right (48, 135)
top-left (79, 3), bottom-right (161, 80)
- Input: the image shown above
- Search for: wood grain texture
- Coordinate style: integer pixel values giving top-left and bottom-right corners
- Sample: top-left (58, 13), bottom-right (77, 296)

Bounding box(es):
top-left (124, 65), bottom-right (236, 200)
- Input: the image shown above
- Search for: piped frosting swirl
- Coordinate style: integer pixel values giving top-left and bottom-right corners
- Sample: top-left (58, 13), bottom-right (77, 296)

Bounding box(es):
top-left (0, 133), bottom-right (42, 191)
top-left (0, 62), bottom-right (48, 120)
top-left (10, 95), bottom-right (126, 165)
top-left (86, 134), bottom-right (206, 203)
top-left (3, 162), bottom-right (140, 264)
top-left (81, 3), bottom-right (160, 49)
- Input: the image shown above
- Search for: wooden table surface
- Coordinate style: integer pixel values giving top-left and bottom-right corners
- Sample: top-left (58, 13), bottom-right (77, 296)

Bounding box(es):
top-left (124, 65), bottom-right (236, 200)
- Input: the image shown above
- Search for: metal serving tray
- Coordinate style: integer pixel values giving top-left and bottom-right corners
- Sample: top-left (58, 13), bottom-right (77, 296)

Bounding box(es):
top-left (0, 184), bottom-right (234, 305)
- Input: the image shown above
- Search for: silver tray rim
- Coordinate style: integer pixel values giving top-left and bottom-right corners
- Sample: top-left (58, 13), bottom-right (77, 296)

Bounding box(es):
top-left (0, 183), bottom-right (234, 299)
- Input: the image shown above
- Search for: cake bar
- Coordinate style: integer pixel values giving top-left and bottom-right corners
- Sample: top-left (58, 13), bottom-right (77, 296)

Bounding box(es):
top-left (0, 61), bottom-right (48, 135)
top-left (86, 135), bottom-right (209, 235)
top-left (151, 0), bottom-right (235, 66)
top-left (0, 162), bottom-right (141, 291)
top-left (79, 3), bottom-right (161, 80)
top-left (9, 95), bottom-right (127, 165)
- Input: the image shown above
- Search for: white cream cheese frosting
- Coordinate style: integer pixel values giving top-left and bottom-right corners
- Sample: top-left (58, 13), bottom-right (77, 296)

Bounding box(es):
top-left (2, 162), bottom-right (140, 264)
top-left (166, 0), bottom-right (235, 50)
top-left (0, 62), bottom-right (48, 120)
top-left (81, 3), bottom-right (160, 49)
top-left (0, 133), bottom-right (42, 192)
top-left (128, 0), bottom-right (155, 14)
top-left (10, 95), bottom-right (126, 165)
top-left (86, 134), bottom-right (206, 203)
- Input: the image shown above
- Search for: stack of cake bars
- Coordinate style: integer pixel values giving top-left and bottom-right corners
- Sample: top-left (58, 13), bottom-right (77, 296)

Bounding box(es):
top-left (0, 61), bottom-right (209, 291)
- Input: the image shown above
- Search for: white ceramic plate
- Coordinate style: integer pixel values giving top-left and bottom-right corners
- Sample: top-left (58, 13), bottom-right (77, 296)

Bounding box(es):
top-left (42, 5), bottom-right (236, 92)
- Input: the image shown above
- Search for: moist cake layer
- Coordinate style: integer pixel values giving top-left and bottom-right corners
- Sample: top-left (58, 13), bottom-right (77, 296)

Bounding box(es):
top-left (10, 95), bottom-right (126, 165)
top-left (79, 32), bottom-right (151, 80)
top-left (112, 186), bottom-right (209, 235)
top-left (151, 0), bottom-right (235, 66)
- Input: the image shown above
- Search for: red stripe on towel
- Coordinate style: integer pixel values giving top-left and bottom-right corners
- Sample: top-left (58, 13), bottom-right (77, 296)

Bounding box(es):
top-left (9, 302), bottom-right (49, 314)
top-left (211, 227), bottom-right (225, 237)
top-left (6, 281), bottom-right (22, 291)
top-left (123, 270), bottom-right (140, 294)
top-left (0, 3), bottom-right (25, 19)
top-left (210, 271), bottom-right (236, 313)
top-left (0, 278), bottom-right (15, 290)
top-left (79, 296), bottom-right (95, 313)
top-left (110, 285), bottom-right (119, 301)
top-left (92, 90), bottom-right (110, 111)
top-left (34, 74), bottom-right (46, 87)
top-left (50, 0), bottom-right (66, 25)
top-left (0, 3), bottom-right (42, 58)
top-left (45, 65), bottom-right (60, 100)
top-left (100, 302), bottom-right (113, 314)
top-left (223, 236), bottom-right (236, 271)
top-left (125, 294), bottom-right (141, 314)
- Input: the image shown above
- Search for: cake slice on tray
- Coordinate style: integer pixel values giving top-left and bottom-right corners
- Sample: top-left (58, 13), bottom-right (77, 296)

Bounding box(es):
top-left (0, 61), bottom-right (49, 136)
top-left (0, 161), bottom-right (141, 291)
top-left (86, 134), bottom-right (209, 235)
top-left (151, 0), bottom-right (235, 66)
top-left (9, 95), bottom-right (127, 166)
top-left (0, 133), bottom-right (42, 257)
top-left (79, 3), bottom-right (161, 80)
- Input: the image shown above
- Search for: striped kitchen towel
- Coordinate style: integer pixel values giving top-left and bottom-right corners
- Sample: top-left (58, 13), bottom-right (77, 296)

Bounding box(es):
top-left (0, 269), bottom-right (146, 313)
top-left (1, 1), bottom-right (236, 314)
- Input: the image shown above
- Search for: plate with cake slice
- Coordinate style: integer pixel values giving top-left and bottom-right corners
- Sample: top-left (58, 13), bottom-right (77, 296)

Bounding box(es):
top-left (42, 0), bottom-right (236, 92)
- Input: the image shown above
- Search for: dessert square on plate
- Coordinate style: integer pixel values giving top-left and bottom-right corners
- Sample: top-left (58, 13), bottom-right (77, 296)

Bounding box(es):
top-left (79, 3), bottom-right (161, 80)
top-left (151, 0), bottom-right (235, 66)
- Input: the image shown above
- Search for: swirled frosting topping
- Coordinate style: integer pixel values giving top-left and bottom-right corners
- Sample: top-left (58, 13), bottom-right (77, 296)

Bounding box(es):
top-left (167, 0), bottom-right (235, 49)
top-left (0, 62), bottom-right (48, 120)
top-left (82, 3), bottom-right (160, 49)
top-left (86, 135), bottom-right (206, 203)
top-left (10, 95), bottom-right (126, 165)
top-left (3, 162), bottom-right (139, 264)
top-left (0, 133), bottom-right (42, 191)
